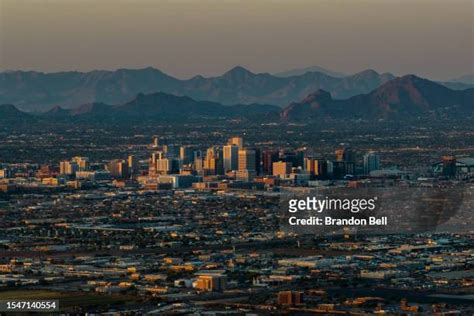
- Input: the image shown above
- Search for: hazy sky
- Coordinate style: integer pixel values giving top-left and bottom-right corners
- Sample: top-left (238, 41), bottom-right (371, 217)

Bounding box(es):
top-left (1, 0), bottom-right (473, 80)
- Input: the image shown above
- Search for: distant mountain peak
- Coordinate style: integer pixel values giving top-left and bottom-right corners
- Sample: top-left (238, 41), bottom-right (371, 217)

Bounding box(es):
top-left (46, 105), bottom-right (67, 113)
top-left (223, 66), bottom-right (255, 77)
top-left (275, 65), bottom-right (347, 78)
top-left (281, 89), bottom-right (334, 120)
top-left (379, 74), bottom-right (444, 90)
top-left (0, 103), bottom-right (34, 123)
top-left (351, 69), bottom-right (380, 77)
top-left (0, 103), bottom-right (22, 113)
top-left (190, 74), bottom-right (205, 81)
top-left (399, 74), bottom-right (422, 80)
top-left (49, 105), bottom-right (64, 110)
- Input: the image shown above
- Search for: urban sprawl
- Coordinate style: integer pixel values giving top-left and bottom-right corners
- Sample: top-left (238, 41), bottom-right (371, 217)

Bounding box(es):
top-left (0, 133), bottom-right (473, 314)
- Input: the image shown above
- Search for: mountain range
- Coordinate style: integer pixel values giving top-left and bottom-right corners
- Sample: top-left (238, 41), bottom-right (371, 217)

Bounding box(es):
top-left (2, 66), bottom-right (471, 113)
top-left (281, 75), bottom-right (474, 120)
top-left (0, 66), bottom-right (406, 111)
top-left (2, 74), bottom-right (473, 125)
top-left (1, 92), bottom-right (279, 125)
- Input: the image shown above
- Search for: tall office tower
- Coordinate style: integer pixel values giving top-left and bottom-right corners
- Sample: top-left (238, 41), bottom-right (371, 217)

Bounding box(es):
top-left (295, 150), bottom-right (305, 169)
top-left (315, 159), bottom-right (328, 178)
top-left (204, 147), bottom-right (223, 175)
top-left (128, 155), bottom-right (138, 176)
top-left (150, 152), bottom-right (164, 176)
top-left (228, 136), bottom-right (244, 149)
top-left (336, 147), bottom-right (355, 163)
top-left (194, 156), bottom-right (204, 175)
top-left (193, 150), bottom-right (204, 175)
top-left (213, 147), bottom-right (224, 175)
top-left (335, 149), bottom-right (345, 162)
top-left (71, 156), bottom-right (89, 171)
top-left (238, 149), bottom-right (256, 171)
top-left (163, 144), bottom-right (179, 158)
top-left (215, 153), bottom-right (224, 175)
top-left (344, 148), bottom-right (355, 164)
top-left (151, 151), bottom-right (164, 166)
top-left (204, 147), bottom-right (216, 175)
top-left (172, 159), bottom-right (180, 173)
top-left (305, 157), bottom-right (316, 175)
top-left (345, 148), bottom-right (356, 175)
top-left (363, 152), bottom-right (380, 175)
top-left (254, 148), bottom-right (262, 175)
top-left (326, 160), bottom-right (334, 177)
top-left (237, 149), bottom-right (256, 181)
top-left (59, 161), bottom-right (79, 175)
top-left (272, 161), bottom-right (292, 177)
top-left (306, 158), bottom-right (329, 179)
top-left (223, 144), bottom-right (239, 172)
top-left (107, 159), bottom-right (129, 178)
top-left (281, 151), bottom-right (299, 168)
top-left (262, 150), bottom-right (279, 175)
top-left (335, 147), bottom-right (355, 176)
top-left (193, 150), bottom-right (203, 162)
top-left (180, 146), bottom-right (194, 165)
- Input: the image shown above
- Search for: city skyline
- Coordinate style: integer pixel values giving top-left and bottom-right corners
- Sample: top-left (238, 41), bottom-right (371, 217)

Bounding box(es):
top-left (1, 0), bottom-right (473, 80)
top-left (1, 126), bottom-right (473, 313)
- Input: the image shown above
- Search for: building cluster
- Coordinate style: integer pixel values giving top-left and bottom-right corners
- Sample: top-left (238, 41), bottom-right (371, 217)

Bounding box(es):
top-left (1, 136), bottom-right (472, 194)
top-left (0, 134), bottom-right (473, 313)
